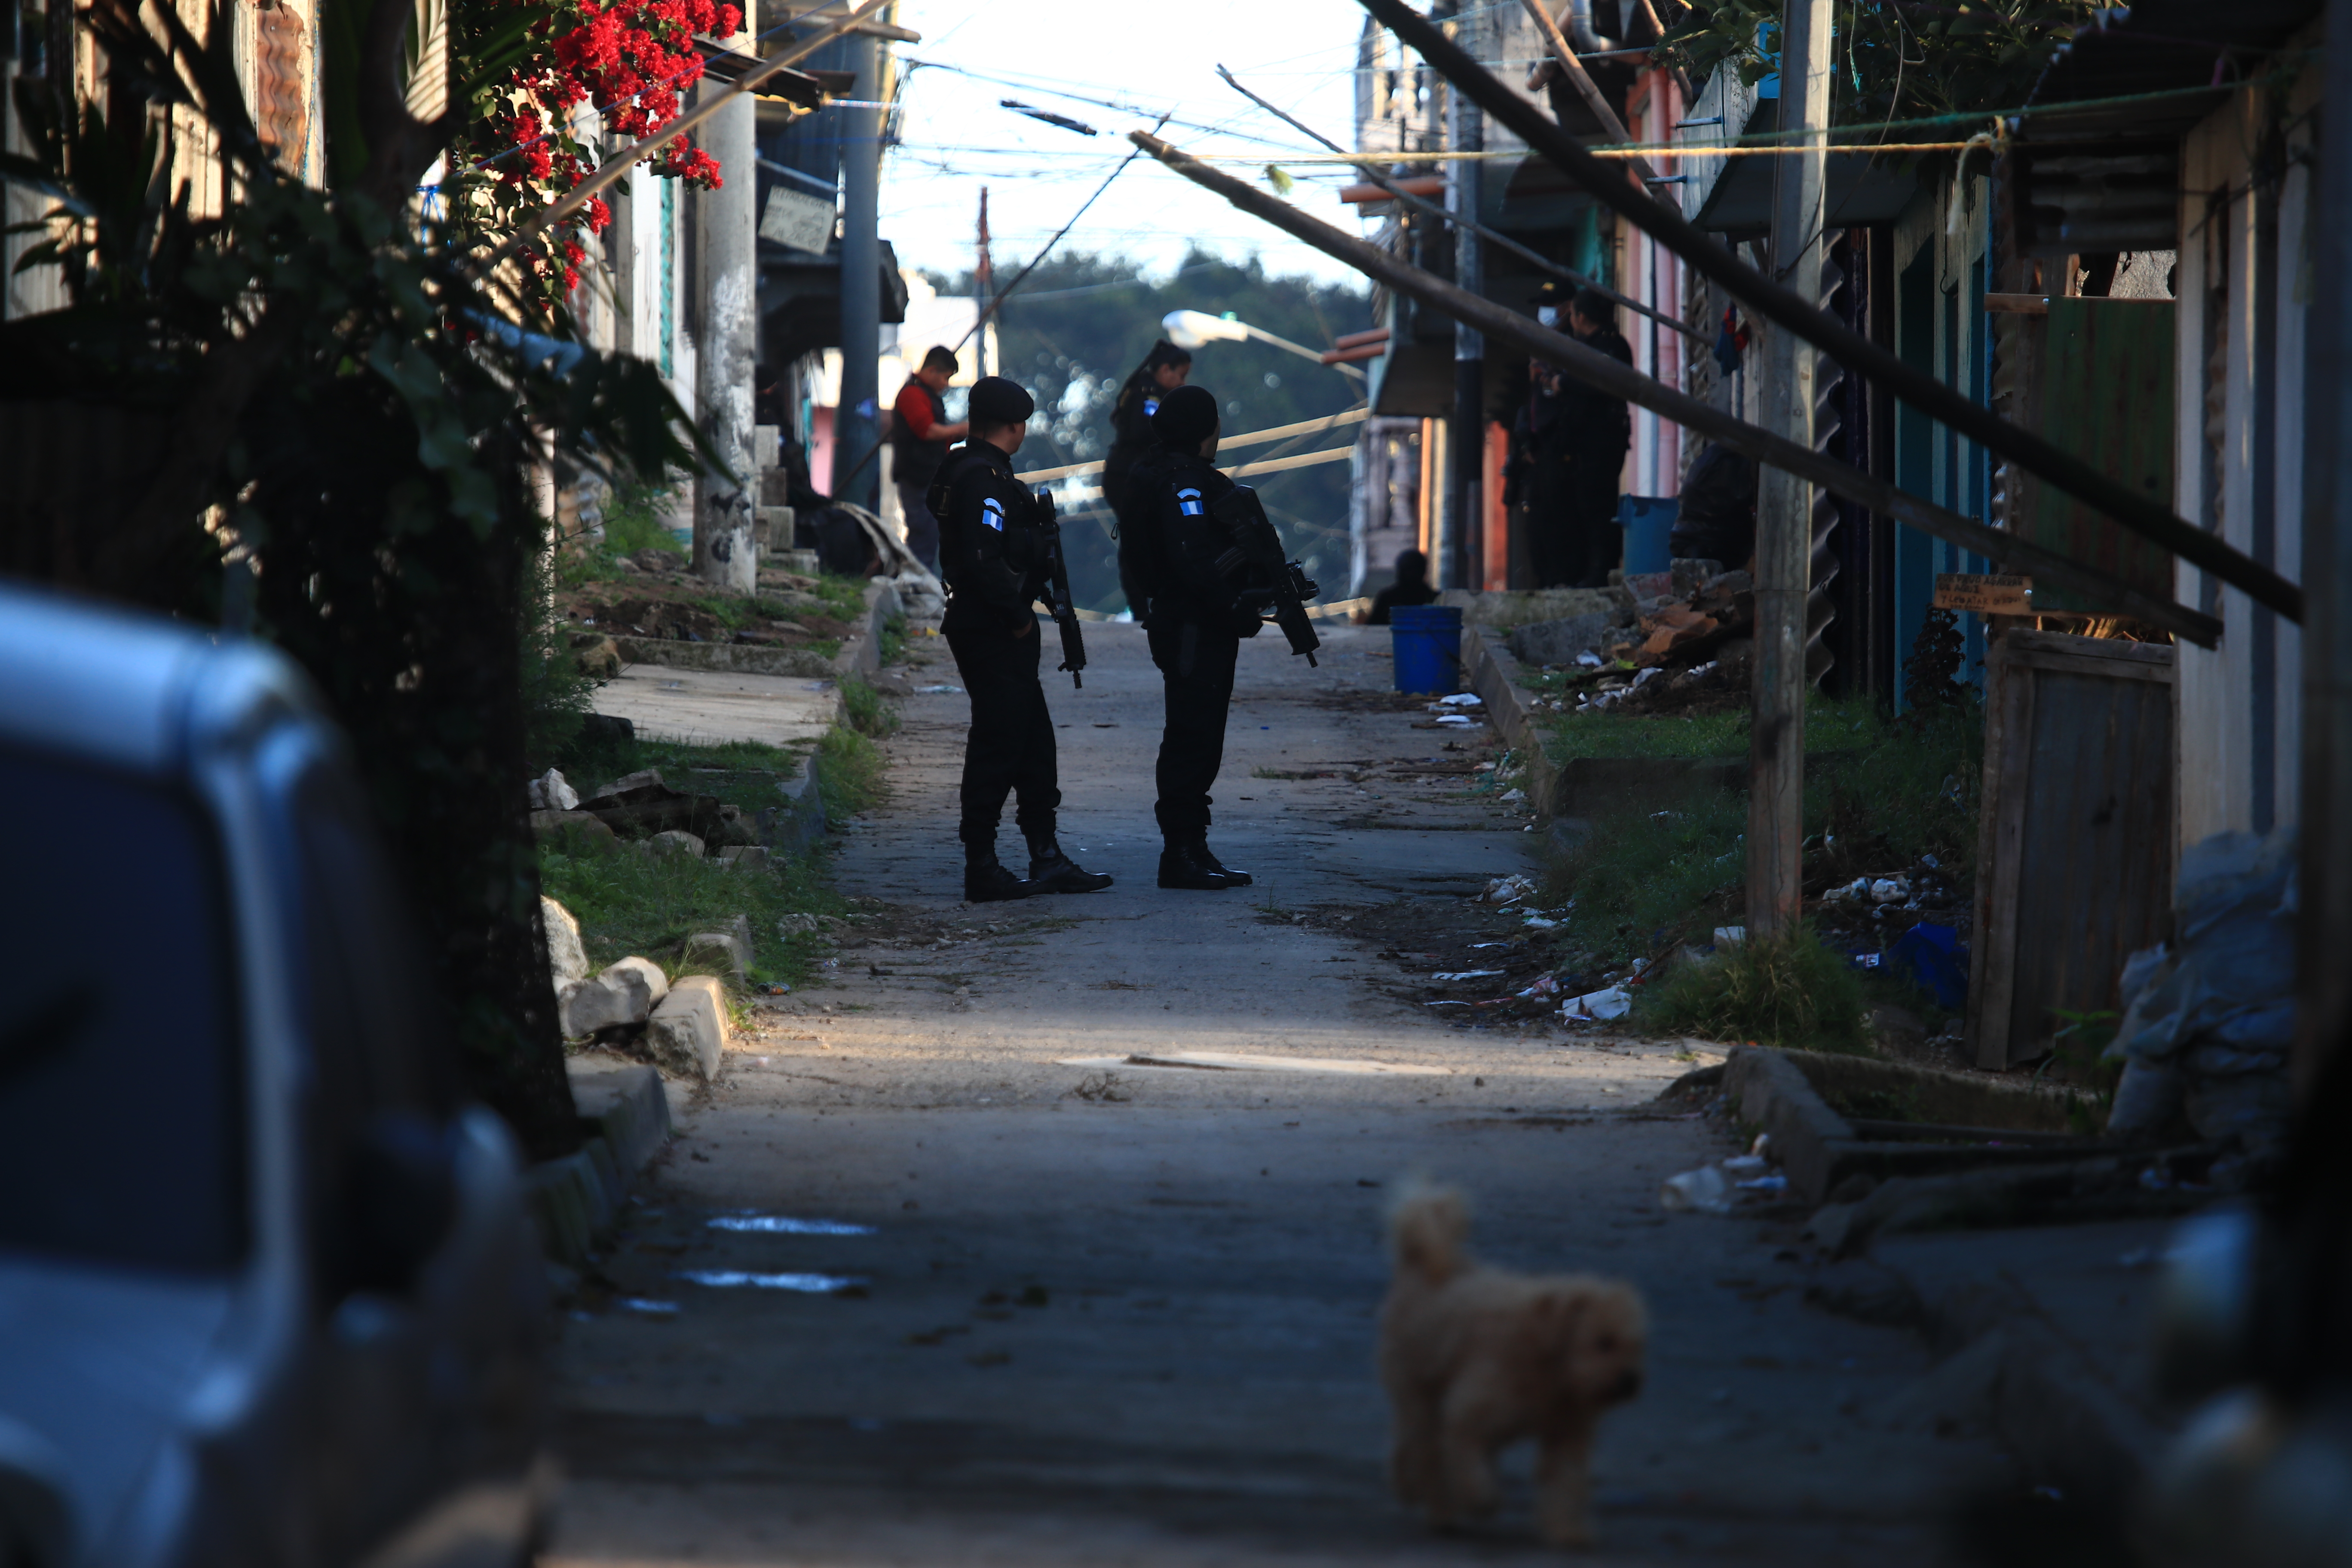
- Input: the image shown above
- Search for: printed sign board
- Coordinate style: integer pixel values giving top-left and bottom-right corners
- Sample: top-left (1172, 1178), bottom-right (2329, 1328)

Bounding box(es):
top-left (1934, 573), bottom-right (2033, 615)
top-left (760, 187), bottom-right (836, 254)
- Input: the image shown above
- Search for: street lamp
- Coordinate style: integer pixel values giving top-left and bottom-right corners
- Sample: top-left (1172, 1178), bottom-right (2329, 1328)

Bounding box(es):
top-left (1162, 309), bottom-right (1367, 381)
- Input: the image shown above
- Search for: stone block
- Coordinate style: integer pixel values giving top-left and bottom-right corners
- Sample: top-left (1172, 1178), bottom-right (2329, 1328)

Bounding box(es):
top-left (717, 845), bottom-right (771, 871)
top-left (568, 1063), bottom-right (673, 1174)
top-left (542, 896), bottom-right (589, 986)
top-left (648, 976), bottom-right (728, 1080)
top-left (557, 976), bottom-right (648, 1037)
top-left (528, 769), bottom-right (582, 812)
top-left (646, 829), bottom-right (706, 858)
top-left (683, 925), bottom-right (750, 986)
top-left (599, 956), bottom-right (669, 1008)
top-left (532, 809), bottom-right (617, 846)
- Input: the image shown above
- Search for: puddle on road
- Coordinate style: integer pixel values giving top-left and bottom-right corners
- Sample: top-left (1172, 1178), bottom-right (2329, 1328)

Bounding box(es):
top-left (676, 1270), bottom-right (865, 1293)
top-left (707, 1214), bottom-right (876, 1235)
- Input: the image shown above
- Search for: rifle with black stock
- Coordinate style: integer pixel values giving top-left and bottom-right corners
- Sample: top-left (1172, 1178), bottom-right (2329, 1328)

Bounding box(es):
top-left (1208, 484), bottom-right (1321, 666)
top-left (1034, 489), bottom-right (1087, 688)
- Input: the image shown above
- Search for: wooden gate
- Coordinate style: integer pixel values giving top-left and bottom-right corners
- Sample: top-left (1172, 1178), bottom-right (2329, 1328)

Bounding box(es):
top-left (1967, 628), bottom-right (2176, 1069)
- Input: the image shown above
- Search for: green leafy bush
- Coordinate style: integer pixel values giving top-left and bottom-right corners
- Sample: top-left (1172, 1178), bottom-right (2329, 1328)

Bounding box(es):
top-left (1640, 925), bottom-right (1869, 1054)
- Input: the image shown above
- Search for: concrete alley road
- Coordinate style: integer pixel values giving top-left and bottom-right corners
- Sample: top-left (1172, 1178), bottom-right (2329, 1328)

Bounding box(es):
top-left (546, 623), bottom-right (2009, 1568)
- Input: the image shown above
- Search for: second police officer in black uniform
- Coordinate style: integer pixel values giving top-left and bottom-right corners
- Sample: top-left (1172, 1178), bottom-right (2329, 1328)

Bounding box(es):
top-left (1120, 383), bottom-right (1260, 891)
top-left (929, 375), bottom-right (1114, 903)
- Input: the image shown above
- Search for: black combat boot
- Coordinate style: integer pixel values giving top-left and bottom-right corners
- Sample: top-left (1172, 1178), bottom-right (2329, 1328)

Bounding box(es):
top-left (1193, 840), bottom-right (1252, 887)
top-left (964, 845), bottom-right (1034, 903)
top-left (1026, 833), bottom-right (1114, 894)
top-left (1158, 840), bottom-right (1234, 891)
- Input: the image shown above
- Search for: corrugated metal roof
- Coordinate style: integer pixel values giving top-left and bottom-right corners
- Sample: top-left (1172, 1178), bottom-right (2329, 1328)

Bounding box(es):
top-left (2018, 0), bottom-right (2320, 140)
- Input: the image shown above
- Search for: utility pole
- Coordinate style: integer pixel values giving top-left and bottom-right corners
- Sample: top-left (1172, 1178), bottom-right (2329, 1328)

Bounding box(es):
top-left (976, 187), bottom-right (995, 377)
top-left (693, 55), bottom-right (758, 594)
top-left (1446, 23), bottom-right (1484, 594)
top-left (836, 29), bottom-right (883, 514)
top-left (1747, 0), bottom-right (1831, 941)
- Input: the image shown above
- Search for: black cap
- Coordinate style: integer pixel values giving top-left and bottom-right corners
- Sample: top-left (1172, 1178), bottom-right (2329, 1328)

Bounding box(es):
top-left (968, 375), bottom-right (1035, 426)
top-left (1531, 280), bottom-right (1571, 306)
top-left (1151, 383), bottom-right (1221, 449)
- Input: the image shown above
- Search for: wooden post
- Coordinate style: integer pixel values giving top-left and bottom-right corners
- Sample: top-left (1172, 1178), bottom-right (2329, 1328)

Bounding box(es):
top-left (1747, 0), bottom-right (1831, 942)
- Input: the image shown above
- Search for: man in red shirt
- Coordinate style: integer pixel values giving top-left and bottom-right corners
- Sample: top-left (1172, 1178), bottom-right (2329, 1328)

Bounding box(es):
top-left (891, 346), bottom-right (969, 572)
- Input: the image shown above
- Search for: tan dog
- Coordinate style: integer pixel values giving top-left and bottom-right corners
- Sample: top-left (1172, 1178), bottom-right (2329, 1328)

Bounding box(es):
top-left (1378, 1185), bottom-right (1647, 1547)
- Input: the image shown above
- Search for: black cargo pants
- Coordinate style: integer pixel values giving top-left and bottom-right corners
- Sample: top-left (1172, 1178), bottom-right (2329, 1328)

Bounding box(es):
top-left (1146, 615), bottom-right (1241, 842)
top-left (944, 625), bottom-right (1060, 848)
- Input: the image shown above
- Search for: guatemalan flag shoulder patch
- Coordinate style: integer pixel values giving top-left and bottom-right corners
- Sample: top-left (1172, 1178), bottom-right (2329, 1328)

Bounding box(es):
top-left (1176, 487), bottom-right (1204, 518)
top-left (981, 496), bottom-right (1008, 531)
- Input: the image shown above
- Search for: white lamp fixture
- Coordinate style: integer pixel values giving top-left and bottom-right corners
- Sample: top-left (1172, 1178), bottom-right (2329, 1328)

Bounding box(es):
top-left (1161, 309), bottom-right (1367, 380)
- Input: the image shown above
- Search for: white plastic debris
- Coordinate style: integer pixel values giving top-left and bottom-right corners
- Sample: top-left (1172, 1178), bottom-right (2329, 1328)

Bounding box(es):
top-left (1659, 1166), bottom-right (1734, 1214)
top-left (1431, 692), bottom-right (1485, 708)
top-left (1500, 788), bottom-right (1527, 805)
top-left (1869, 877), bottom-right (1911, 904)
top-left (1823, 877), bottom-right (1871, 904)
top-left (1522, 915), bottom-right (1559, 930)
top-left (1576, 651), bottom-right (1605, 668)
top-left (1631, 667), bottom-right (1666, 689)
top-left (1561, 984), bottom-right (1632, 1021)
top-left (1432, 969), bottom-right (1507, 982)
top-left (1686, 661), bottom-right (1719, 678)
top-left (915, 683), bottom-right (965, 694)
top-left (1484, 874), bottom-right (1536, 903)
top-left (1714, 926), bottom-right (1746, 947)
top-left (1436, 714), bottom-right (1481, 727)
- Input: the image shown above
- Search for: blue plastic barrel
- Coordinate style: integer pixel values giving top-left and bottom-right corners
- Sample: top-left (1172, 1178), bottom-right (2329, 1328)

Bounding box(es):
top-left (1391, 604), bottom-right (1464, 695)
top-left (1617, 494), bottom-right (1679, 576)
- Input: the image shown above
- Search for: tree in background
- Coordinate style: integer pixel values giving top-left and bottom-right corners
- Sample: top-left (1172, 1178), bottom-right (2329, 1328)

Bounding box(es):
top-left (928, 248), bottom-right (1373, 613)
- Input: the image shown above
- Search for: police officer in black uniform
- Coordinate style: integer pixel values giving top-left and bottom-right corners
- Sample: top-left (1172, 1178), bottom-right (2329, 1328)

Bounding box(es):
top-left (1119, 384), bottom-right (1260, 891)
top-left (929, 376), bottom-right (1114, 903)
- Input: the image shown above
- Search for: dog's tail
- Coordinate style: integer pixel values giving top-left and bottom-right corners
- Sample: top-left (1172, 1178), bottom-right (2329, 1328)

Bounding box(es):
top-left (1387, 1181), bottom-right (1472, 1285)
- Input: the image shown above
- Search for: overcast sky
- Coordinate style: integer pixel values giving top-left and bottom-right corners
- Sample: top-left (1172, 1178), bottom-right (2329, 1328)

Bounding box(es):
top-left (876, 0), bottom-right (1377, 294)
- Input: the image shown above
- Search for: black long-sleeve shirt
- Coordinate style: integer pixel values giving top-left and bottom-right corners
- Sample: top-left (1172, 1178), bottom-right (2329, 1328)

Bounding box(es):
top-left (933, 441), bottom-right (1046, 636)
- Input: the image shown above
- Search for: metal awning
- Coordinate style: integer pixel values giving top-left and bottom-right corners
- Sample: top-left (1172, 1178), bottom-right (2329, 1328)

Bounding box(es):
top-left (2007, 0), bottom-right (2321, 257)
top-left (1690, 102), bottom-right (1926, 237)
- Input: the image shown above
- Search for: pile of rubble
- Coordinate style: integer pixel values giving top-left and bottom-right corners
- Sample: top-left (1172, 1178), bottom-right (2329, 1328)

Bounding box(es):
top-left (1510, 559), bottom-right (1756, 677)
top-left (540, 898), bottom-right (754, 1079)
top-left (529, 766), bottom-right (774, 865)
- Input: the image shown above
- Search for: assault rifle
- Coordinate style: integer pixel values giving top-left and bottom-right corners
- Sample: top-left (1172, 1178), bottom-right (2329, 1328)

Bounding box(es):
top-left (1208, 484), bottom-right (1321, 665)
top-left (1034, 489), bottom-right (1087, 688)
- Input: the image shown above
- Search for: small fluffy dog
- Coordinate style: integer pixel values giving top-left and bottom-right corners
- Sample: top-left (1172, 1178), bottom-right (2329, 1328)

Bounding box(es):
top-left (1378, 1185), bottom-right (1647, 1548)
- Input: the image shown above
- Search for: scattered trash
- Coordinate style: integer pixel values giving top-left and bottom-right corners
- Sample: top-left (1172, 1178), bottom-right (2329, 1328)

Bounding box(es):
top-left (1714, 925), bottom-right (1746, 947)
top-left (1823, 878), bottom-right (1870, 905)
top-left (1435, 714), bottom-right (1481, 727)
top-left (1432, 969), bottom-right (1507, 982)
top-left (1500, 788), bottom-right (1527, 805)
top-left (1561, 984), bottom-right (1632, 1021)
top-left (1484, 874), bottom-right (1537, 904)
top-left (707, 1214), bottom-right (875, 1236)
top-left (1848, 951), bottom-right (1883, 970)
top-left (1522, 916), bottom-right (1560, 930)
top-left (617, 1298), bottom-right (681, 1314)
top-left (1869, 877), bottom-right (1911, 904)
top-left (1430, 692), bottom-right (1484, 708)
top-left (1659, 1166), bottom-right (1734, 1214)
top-left (1516, 974), bottom-right (1560, 999)
top-left (1575, 650), bottom-right (1605, 668)
top-left (756, 982), bottom-right (793, 995)
top-left (1889, 922), bottom-right (1969, 1010)
top-left (915, 683), bottom-right (965, 694)
top-left (675, 1270), bottom-right (865, 1293)
top-left (1630, 667), bottom-right (1666, 689)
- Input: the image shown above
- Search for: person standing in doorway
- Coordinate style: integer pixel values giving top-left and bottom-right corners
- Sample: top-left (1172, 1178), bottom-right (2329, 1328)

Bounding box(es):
top-left (1121, 383), bottom-right (1260, 891)
top-left (929, 376), bottom-right (1113, 902)
top-left (1556, 288), bottom-right (1633, 587)
top-left (1103, 340), bottom-right (1192, 612)
top-left (891, 346), bottom-right (968, 573)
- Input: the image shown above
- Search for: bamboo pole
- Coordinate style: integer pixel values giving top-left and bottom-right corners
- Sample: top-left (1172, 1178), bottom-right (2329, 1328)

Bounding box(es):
top-left (1127, 129), bottom-right (2223, 649)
